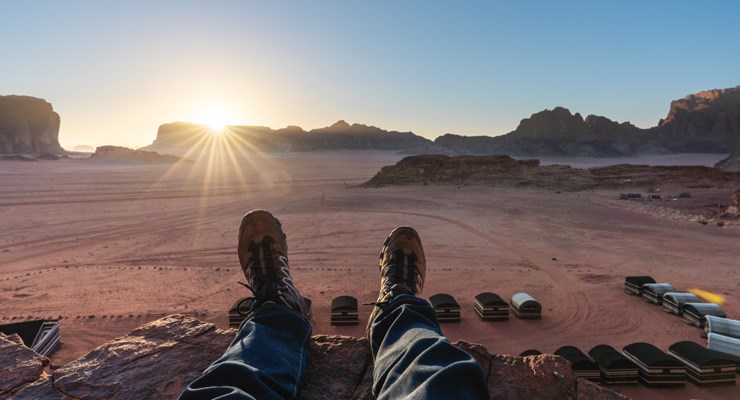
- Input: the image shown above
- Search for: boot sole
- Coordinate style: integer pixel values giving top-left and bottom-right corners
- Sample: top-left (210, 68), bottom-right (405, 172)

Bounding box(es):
top-left (379, 226), bottom-right (423, 264)
top-left (238, 209), bottom-right (285, 245)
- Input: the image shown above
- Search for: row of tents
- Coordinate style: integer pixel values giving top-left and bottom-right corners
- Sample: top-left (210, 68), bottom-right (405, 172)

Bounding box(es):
top-left (623, 275), bottom-right (739, 381)
top-left (432, 292), bottom-right (542, 322)
top-left (624, 276), bottom-right (726, 328)
top-left (520, 341), bottom-right (736, 386)
top-left (228, 292), bottom-right (543, 327)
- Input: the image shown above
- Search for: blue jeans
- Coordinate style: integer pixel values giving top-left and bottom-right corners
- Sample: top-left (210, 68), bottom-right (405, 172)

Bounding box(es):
top-left (180, 296), bottom-right (489, 399)
top-left (179, 305), bottom-right (312, 399)
top-left (369, 295), bottom-right (489, 399)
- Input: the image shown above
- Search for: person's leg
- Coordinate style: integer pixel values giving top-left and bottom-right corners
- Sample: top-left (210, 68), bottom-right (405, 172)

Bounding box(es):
top-left (179, 210), bottom-right (312, 400)
top-left (180, 305), bottom-right (311, 400)
top-left (367, 227), bottom-right (489, 400)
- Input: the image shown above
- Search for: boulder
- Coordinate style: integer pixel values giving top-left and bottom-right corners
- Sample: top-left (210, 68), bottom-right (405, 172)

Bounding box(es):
top-left (0, 333), bottom-right (49, 397)
top-left (0, 95), bottom-right (63, 155)
top-left (7, 314), bottom-right (630, 399)
top-left (719, 188), bottom-right (740, 218)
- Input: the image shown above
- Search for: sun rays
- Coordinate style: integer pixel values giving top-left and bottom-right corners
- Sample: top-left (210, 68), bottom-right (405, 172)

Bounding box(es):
top-left (132, 101), bottom-right (295, 211)
top-left (146, 123), bottom-right (294, 208)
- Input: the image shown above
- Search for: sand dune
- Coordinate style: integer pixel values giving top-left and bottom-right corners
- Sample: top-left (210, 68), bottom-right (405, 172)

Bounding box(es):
top-left (1, 151), bottom-right (737, 399)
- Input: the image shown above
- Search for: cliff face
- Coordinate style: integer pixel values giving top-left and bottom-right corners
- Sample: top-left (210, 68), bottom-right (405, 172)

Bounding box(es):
top-left (656, 87), bottom-right (740, 152)
top-left (2, 314), bottom-right (628, 400)
top-left (144, 120), bottom-right (448, 156)
top-left (0, 95), bottom-right (63, 155)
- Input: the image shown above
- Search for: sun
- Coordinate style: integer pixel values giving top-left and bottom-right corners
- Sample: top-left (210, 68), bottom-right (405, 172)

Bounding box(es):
top-left (195, 106), bottom-right (240, 134)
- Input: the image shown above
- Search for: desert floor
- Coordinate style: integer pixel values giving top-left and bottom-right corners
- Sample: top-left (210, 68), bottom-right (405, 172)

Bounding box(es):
top-left (1, 151), bottom-right (737, 399)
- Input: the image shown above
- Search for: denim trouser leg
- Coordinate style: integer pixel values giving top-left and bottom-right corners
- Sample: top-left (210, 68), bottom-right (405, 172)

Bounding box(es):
top-left (369, 295), bottom-right (490, 400)
top-left (179, 304), bottom-right (312, 400)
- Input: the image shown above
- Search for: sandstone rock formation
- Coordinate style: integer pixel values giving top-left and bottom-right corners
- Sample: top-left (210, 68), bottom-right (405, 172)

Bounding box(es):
top-left (144, 120), bottom-right (448, 156)
top-left (87, 146), bottom-right (187, 163)
top-left (435, 108), bottom-right (658, 157)
top-left (364, 155), bottom-right (740, 191)
top-left (0, 95), bottom-right (63, 155)
top-left (715, 152), bottom-right (740, 172)
top-left (0, 333), bottom-right (49, 398)
top-left (4, 314), bottom-right (628, 399)
top-left (657, 87), bottom-right (740, 152)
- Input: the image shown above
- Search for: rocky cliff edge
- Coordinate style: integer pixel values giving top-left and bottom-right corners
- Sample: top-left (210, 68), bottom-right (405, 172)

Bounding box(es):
top-left (1, 314), bottom-right (628, 400)
top-left (0, 95), bottom-right (63, 155)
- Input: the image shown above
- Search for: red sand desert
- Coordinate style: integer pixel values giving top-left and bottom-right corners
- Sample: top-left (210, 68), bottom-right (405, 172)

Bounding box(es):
top-left (1, 151), bottom-right (737, 399)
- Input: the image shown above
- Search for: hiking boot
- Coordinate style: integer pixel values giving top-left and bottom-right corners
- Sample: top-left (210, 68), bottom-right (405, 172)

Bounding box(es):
top-left (367, 226), bottom-right (427, 335)
top-left (237, 210), bottom-right (310, 318)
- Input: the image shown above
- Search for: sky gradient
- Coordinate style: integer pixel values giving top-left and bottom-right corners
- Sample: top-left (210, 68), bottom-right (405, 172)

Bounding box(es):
top-left (2, 1), bottom-right (739, 148)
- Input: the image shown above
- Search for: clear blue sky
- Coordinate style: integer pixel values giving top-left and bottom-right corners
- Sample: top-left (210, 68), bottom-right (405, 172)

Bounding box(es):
top-left (2, 0), bottom-right (739, 148)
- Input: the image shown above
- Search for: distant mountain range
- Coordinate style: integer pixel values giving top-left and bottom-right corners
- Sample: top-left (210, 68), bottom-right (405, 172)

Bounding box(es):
top-left (3, 86), bottom-right (739, 157)
top-left (145, 86), bottom-right (740, 157)
top-left (437, 86), bottom-right (740, 156)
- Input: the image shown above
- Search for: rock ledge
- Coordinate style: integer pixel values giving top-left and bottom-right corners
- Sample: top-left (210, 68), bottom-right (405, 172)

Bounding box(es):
top-left (4, 314), bottom-right (629, 399)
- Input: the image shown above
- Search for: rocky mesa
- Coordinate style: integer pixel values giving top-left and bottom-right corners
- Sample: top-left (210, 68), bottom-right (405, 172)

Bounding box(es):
top-left (364, 154), bottom-right (740, 191)
top-left (144, 120), bottom-right (449, 156)
top-left (2, 314), bottom-right (628, 400)
top-left (0, 95), bottom-right (63, 155)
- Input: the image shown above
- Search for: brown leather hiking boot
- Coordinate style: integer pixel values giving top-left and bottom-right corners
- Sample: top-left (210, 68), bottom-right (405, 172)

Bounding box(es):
top-left (237, 210), bottom-right (310, 318)
top-left (367, 226), bottom-right (427, 335)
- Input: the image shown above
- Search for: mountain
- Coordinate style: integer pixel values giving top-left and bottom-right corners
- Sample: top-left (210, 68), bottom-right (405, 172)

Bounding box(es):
top-left (435, 86), bottom-right (740, 156)
top-left (655, 87), bottom-right (740, 152)
top-left (435, 108), bottom-right (646, 157)
top-left (143, 120), bottom-right (449, 156)
top-left (0, 95), bottom-right (63, 155)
